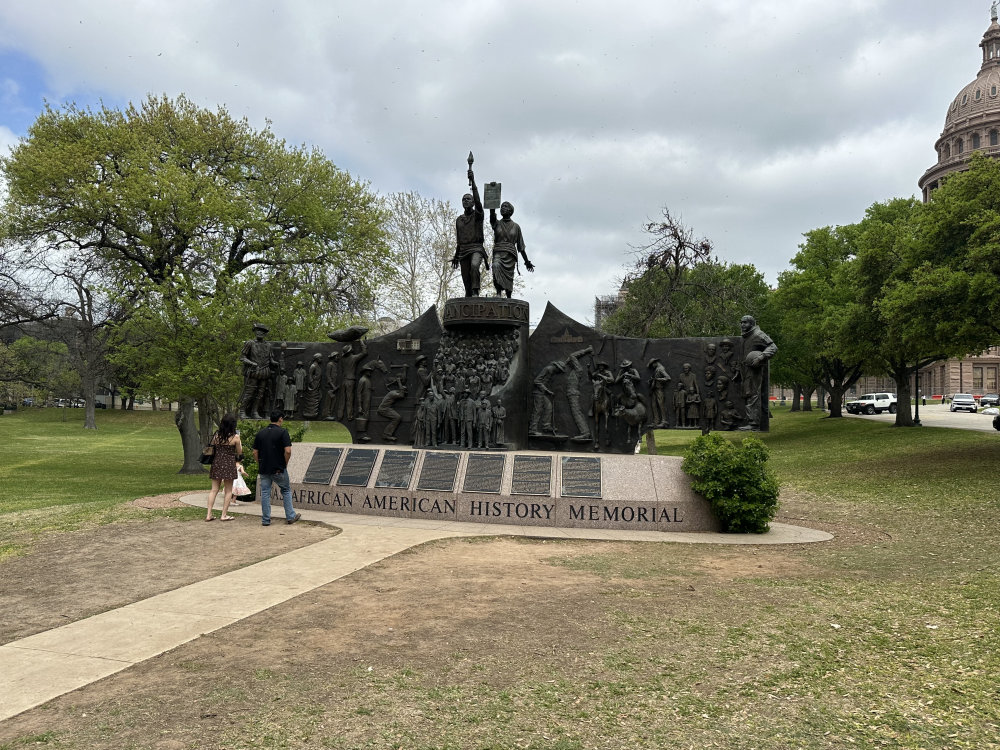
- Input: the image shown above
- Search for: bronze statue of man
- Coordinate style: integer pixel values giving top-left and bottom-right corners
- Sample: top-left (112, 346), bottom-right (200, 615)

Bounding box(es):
top-left (736, 315), bottom-right (777, 430)
top-left (239, 323), bottom-right (277, 419)
top-left (489, 201), bottom-right (533, 298)
top-left (451, 168), bottom-right (489, 297)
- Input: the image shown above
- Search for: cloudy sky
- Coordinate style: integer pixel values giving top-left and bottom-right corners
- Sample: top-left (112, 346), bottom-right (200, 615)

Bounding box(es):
top-left (0, 1), bottom-right (993, 325)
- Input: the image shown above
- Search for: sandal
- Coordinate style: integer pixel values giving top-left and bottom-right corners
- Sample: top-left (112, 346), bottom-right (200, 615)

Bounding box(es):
top-left (205, 516), bottom-right (214, 522)
top-left (220, 516), bottom-right (235, 522)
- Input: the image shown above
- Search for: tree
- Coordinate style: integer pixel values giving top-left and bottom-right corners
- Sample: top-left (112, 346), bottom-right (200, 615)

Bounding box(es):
top-left (771, 227), bottom-right (868, 418)
top-left (841, 198), bottom-right (946, 426)
top-left (879, 153), bottom-right (1000, 360)
top-left (1, 95), bottom-right (392, 471)
top-left (604, 208), bottom-right (769, 338)
top-left (1, 336), bottom-right (80, 403)
top-left (378, 191), bottom-right (462, 323)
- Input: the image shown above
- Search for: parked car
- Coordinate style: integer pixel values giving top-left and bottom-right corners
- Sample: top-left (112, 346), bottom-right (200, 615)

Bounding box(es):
top-left (53, 398), bottom-right (69, 407)
top-left (845, 393), bottom-right (898, 415)
top-left (949, 393), bottom-right (978, 413)
top-left (71, 398), bottom-right (85, 408)
top-left (21, 397), bottom-right (34, 407)
top-left (979, 393), bottom-right (1000, 408)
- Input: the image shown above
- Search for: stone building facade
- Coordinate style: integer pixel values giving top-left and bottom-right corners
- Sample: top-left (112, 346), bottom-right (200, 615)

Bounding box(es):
top-left (919, 6), bottom-right (1000, 200)
top-left (914, 7), bottom-right (1000, 397)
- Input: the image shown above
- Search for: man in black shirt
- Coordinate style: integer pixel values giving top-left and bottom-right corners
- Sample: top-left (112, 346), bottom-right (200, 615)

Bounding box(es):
top-left (252, 409), bottom-right (300, 526)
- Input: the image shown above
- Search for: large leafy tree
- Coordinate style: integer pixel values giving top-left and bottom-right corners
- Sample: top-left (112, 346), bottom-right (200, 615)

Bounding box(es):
top-left (771, 227), bottom-right (868, 417)
top-left (1, 94), bottom-right (392, 471)
top-left (0, 336), bottom-right (80, 403)
top-left (841, 198), bottom-right (946, 426)
top-left (604, 208), bottom-right (769, 338)
top-left (880, 153), bottom-right (1000, 358)
top-left (378, 191), bottom-right (462, 325)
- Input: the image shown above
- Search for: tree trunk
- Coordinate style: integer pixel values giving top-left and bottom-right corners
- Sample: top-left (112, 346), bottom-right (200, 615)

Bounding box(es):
top-left (81, 372), bottom-right (98, 430)
top-left (645, 428), bottom-right (657, 455)
top-left (198, 398), bottom-right (218, 451)
top-left (826, 386), bottom-right (846, 417)
top-left (175, 398), bottom-right (206, 474)
top-left (790, 383), bottom-right (802, 412)
top-left (814, 386), bottom-right (825, 412)
top-left (892, 371), bottom-right (914, 427)
top-left (83, 399), bottom-right (97, 430)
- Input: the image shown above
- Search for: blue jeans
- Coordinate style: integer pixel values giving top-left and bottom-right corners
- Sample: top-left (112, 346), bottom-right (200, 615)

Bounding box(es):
top-left (258, 469), bottom-right (295, 524)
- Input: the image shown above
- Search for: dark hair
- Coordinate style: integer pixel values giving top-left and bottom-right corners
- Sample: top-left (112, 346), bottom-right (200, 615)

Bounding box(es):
top-left (216, 413), bottom-right (237, 444)
top-left (269, 409), bottom-right (284, 423)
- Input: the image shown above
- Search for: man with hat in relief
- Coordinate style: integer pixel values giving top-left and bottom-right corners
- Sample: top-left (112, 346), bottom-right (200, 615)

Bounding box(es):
top-left (616, 359), bottom-right (641, 408)
top-left (239, 323), bottom-right (277, 419)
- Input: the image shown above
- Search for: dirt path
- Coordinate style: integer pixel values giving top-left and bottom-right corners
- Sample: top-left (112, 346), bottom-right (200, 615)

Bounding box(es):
top-left (0, 495), bottom-right (865, 748)
top-left (0, 494), bottom-right (337, 646)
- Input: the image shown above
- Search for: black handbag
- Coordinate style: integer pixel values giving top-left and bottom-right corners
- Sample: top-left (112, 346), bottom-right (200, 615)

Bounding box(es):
top-left (199, 444), bottom-right (215, 465)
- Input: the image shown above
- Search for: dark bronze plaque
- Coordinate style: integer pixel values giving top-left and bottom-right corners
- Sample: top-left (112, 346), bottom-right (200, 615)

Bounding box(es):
top-left (417, 452), bottom-right (460, 492)
top-left (374, 450), bottom-right (416, 489)
top-left (483, 181), bottom-right (502, 209)
top-left (302, 447), bottom-right (343, 485)
top-left (336, 448), bottom-right (379, 487)
top-left (511, 455), bottom-right (552, 496)
top-left (561, 456), bottom-right (602, 499)
top-left (463, 453), bottom-right (505, 494)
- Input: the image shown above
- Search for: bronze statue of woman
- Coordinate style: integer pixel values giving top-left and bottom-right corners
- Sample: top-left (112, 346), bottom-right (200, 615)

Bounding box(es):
top-left (489, 201), bottom-right (534, 298)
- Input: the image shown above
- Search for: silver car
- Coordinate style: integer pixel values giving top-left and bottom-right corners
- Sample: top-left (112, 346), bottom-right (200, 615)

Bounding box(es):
top-left (949, 393), bottom-right (978, 413)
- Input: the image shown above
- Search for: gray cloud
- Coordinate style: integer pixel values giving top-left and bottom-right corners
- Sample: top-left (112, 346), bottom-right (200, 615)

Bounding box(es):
top-left (0, 0), bottom-right (993, 323)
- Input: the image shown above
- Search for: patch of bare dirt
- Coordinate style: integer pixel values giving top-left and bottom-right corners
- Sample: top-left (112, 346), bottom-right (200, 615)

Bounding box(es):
top-left (0, 509), bottom-right (881, 748)
top-left (0, 534), bottom-right (851, 748)
top-left (0, 503), bottom-right (338, 645)
top-left (129, 491), bottom-right (192, 509)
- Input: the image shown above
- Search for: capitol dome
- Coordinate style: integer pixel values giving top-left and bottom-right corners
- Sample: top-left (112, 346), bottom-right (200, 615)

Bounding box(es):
top-left (919, 8), bottom-right (1000, 201)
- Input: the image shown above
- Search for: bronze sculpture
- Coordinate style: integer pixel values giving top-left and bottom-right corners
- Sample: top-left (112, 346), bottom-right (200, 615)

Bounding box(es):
top-left (239, 323), bottom-right (278, 419)
top-left (489, 201), bottom-right (533, 298)
top-left (735, 315), bottom-right (777, 430)
top-left (647, 357), bottom-right (671, 428)
top-left (451, 162), bottom-right (488, 297)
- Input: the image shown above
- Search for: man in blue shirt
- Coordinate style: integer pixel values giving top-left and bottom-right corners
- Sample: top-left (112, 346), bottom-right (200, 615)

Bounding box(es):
top-left (252, 409), bottom-right (301, 526)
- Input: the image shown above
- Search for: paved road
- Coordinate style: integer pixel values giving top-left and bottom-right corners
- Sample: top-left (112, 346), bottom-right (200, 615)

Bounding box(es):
top-left (846, 403), bottom-right (1000, 432)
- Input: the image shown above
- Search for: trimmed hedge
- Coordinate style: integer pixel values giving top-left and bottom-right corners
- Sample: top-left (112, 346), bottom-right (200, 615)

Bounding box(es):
top-left (681, 432), bottom-right (779, 533)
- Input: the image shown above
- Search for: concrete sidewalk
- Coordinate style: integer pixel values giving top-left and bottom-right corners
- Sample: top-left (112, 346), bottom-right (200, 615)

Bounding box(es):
top-left (0, 494), bottom-right (831, 722)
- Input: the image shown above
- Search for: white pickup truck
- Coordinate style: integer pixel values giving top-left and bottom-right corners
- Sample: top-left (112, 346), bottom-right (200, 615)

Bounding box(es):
top-left (845, 393), bottom-right (898, 415)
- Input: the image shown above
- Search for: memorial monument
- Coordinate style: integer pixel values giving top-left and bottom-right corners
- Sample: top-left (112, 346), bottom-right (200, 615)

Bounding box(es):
top-left (238, 154), bottom-right (776, 532)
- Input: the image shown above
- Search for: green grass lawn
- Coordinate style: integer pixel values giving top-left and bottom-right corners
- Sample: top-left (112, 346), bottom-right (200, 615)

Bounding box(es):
top-left (2, 406), bottom-right (999, 747)
top-left (0, 408), bottom-right (350, 560)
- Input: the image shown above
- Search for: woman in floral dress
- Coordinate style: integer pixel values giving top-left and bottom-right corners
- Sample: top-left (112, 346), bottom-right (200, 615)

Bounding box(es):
top-left (206, 413), bottom-right (242, 521)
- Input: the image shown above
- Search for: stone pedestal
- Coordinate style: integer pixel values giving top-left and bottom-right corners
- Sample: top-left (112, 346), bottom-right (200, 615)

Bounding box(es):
top-left (278, 443), bottom-right (720, 533)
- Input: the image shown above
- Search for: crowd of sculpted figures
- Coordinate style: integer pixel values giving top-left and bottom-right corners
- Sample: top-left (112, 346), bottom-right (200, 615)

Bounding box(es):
top-left (238, 325), bottom-right (521, 449)
top-left (237, 156), bottom-right (775, 451)
top-left (528, 315), bottom-right (777, 449)
top-left (239, 313), bottom-right (775, 453)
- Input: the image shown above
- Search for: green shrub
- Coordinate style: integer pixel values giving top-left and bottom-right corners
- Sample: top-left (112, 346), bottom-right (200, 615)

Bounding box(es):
top-left (681, 432), bottom-right (779, 533)
top-left (237, 418), bottom-right (309, 495)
